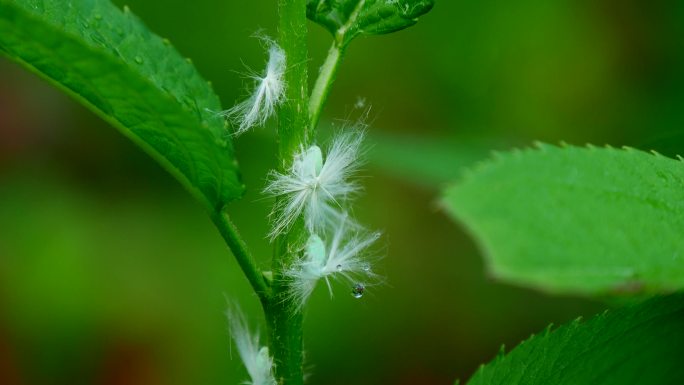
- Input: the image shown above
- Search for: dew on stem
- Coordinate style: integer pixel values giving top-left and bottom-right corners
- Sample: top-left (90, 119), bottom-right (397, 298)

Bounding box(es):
top-left (351, 283), bottom-right (365, 299)
top-left (283, 215), bottom-right (380, 309)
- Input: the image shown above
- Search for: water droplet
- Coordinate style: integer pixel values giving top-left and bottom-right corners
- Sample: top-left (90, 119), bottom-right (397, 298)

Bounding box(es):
top-left (336, 264), bottom-right (343, 271)
top-left (361, 263), bottom-right (371, 272)
top-left (134, 56), bottom-right (143, 64)
top-left (351, 283), bottom-right (365, 299)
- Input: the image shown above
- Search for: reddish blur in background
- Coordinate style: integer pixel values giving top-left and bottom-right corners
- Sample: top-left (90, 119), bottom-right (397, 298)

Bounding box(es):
top-left (1, 1), bottom-right (683, 384)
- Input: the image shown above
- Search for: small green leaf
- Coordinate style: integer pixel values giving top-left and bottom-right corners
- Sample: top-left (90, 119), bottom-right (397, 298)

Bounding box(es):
top-left (307, 0), bottom-right (434, 46)
top-left (0, 0), bottom-right (243, 211)
top-left (443, 143), bottom-right (684, 295)
top-left (466, 294), bottom-right (684, 385)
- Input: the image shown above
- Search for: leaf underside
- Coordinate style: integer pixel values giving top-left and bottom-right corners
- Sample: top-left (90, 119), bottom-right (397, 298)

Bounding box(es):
top-left (444, 143), bottom-right (684, 296)
top-left (0, 0), bottom-right (243, 211)
top-left (307, 0), bottom-right (434, 46)
top-left (466, 294), bottom-right (684, 385)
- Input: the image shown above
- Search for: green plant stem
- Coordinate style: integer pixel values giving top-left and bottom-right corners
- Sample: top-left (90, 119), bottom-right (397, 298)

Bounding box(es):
top-left (264, 278), bottom-right (304, 385)
top-left (276, 0), bottom-right (311, 163)
top-left (211, 210), bottom-right (270, 303)
top-left (309, 41), bottom-right (346, 130)
top-left (307, 0), bottom-right (361, 130)
top-left (268, 1), bottom-right (310, 385)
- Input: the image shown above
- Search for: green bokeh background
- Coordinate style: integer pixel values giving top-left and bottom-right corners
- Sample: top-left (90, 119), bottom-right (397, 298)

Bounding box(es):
top-left (1, 1), bottom-right (682, 384)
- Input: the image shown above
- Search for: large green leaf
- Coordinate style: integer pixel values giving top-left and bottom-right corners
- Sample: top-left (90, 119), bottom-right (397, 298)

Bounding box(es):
top-left (465, 294), bottom-right (684, 385)
top-left (443, 143), bottom-right (684, 295)
top-left (307, 0), bottom-right (434, 46)
top-left (0, 0), bottom-right (243, 211)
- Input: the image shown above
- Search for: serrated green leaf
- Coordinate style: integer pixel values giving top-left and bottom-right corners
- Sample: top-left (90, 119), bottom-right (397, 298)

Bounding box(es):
top-left (443, 144), bottom-right (684, 295)
top-left (0, 0), bottom-right (243, 211)
top-left (466, 294), bottom-right (684, 385)
top-left (307, 0), bottom-right (434, 46)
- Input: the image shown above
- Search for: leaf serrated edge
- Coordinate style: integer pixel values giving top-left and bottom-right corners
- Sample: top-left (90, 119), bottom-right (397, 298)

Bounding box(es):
top-left (465, 295), bottom-right (684, 385)
top-left (442, 141), bottom-right (679, 194)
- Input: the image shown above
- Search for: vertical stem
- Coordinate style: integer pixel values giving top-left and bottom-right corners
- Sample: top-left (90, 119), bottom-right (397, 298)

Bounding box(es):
top-left (277, 0), bottom-right (311, 163)
top-left (269, 1), bottom-right (309, 385)
top-left (265, 290), bottom-right (304, 385)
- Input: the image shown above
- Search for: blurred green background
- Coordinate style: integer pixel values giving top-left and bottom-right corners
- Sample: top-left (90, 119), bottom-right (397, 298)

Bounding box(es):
top-left (1, 1), bottom-right (683, 384)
